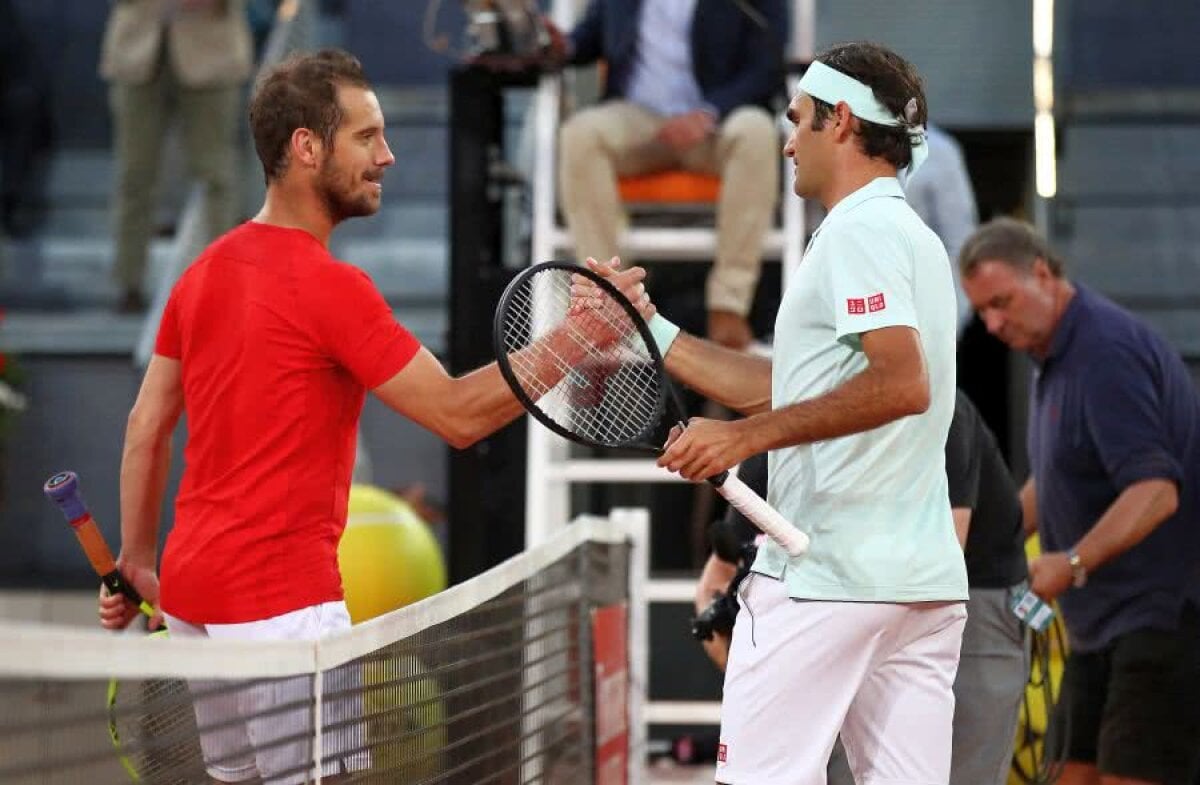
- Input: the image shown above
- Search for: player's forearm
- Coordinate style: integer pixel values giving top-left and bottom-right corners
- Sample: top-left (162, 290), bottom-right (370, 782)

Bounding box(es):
top-left (952, 508), bottom-right (972, 549)
top-left (118, 420), bottom-right (171, 565)
top-left (445, 364), bottom-right (529, 449)
top-left (742, 362), bottom-right (928, 451)
top-left (665, 332), bottom-right (772, 415)
top-left (520, 323), bottom-right (598, 395)
top-left (1072, 478), bottom-right (1179, 574)
top-left (450, 325), bottom-right (598, 447)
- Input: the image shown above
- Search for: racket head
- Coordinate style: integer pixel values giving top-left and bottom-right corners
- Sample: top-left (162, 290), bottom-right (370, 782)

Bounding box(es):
top-left (493, 261), bottom-right (674, 452)
top-left (106, 630), bottom-right (207, 784)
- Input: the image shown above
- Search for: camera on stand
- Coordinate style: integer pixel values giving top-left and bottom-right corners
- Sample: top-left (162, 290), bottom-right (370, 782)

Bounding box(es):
top-left (463, 0), bottom-right (548, 58)
top-left (690, 518), bottom-right (760, 642)
top-left (691, 591), bottom-right (740, 642)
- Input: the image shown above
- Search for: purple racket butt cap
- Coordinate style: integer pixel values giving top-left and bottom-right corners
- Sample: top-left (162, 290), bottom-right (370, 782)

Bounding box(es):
top-left (44, 471), bottom-right (89, 522)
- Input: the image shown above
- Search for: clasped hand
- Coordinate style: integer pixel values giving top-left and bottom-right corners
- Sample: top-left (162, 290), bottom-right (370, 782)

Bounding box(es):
top-left (659, 418), bottom-right (752, 481)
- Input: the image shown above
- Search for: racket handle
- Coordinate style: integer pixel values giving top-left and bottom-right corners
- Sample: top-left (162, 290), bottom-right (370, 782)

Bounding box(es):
top-left (43, 471), bottom-right (154, 617)
top-left (709, 472), bottom-right (810, 557)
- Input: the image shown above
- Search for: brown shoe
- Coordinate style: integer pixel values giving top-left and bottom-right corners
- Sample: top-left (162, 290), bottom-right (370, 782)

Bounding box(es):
top-left (117, 287), bottom-right (147, 314)
top-left (707, 309), bottom-right (753, 350)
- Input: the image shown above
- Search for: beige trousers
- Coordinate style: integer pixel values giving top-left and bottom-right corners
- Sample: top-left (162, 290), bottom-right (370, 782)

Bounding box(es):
top-left (109, 61), bottom-right (240, 290)
top-left (558, 101), bottom-right (779, 316)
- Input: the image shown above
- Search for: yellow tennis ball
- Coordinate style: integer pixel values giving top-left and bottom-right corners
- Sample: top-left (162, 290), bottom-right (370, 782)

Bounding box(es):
top-left (362, 654), bottom-right (446, 779)
top-left (339, 485), bottom-right (447, 624)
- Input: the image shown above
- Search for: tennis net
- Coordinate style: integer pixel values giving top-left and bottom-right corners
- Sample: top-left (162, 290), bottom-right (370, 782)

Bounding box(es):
top-left (0, 512), bottom-right (647, 784)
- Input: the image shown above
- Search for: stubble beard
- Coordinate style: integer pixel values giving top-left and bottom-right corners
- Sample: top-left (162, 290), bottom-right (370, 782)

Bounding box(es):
top-left (318, 161), bottom-right (378, 223)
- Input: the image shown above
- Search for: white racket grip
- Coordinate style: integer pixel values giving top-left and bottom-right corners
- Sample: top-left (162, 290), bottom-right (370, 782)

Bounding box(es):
top-left (716, 473), bottom-right (810, 557)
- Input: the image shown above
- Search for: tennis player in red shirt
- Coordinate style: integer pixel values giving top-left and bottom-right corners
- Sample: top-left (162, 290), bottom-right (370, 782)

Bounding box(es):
top-left (96, 49), bottom-right (650, 784)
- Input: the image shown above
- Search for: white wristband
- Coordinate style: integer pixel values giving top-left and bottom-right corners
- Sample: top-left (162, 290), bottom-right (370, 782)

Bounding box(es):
top-left (646, 313), bottom-right (681, 357)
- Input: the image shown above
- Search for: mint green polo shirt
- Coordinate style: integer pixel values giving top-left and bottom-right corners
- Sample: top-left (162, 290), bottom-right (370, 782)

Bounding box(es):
top-left (754, 177), bottom-right (968, 602)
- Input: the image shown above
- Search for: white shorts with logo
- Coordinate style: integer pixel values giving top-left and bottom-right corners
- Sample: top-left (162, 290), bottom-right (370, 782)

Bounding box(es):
top-left (716, 575), bottom-right (967, 785)
top-left (163, 601), bottom-right (369, 784)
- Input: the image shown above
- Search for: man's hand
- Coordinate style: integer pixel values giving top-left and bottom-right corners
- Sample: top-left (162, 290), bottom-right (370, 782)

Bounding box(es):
top-left (659, 418), bottom-right (754, 480)
top-left (1029, 551), bottom-right (1073, 604)
top-left (702, 632), bottom-right (731, 672)
top-left (98, 556), bottom-right (162, 631)
top-left (581, 256), bottom-right (657, 322)
top-left (656, 110), bottom-right (717, 151)
top-left (540, 16), bottom-right (569, 67)
top-left (708, 310), bottom-right (754, 350)
top-left (566, 257), bottom-right (654, 350)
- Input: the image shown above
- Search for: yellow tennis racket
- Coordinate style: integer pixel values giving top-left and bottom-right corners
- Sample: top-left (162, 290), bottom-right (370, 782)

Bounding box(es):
top-left (44, 471), bottom-right (204, 783)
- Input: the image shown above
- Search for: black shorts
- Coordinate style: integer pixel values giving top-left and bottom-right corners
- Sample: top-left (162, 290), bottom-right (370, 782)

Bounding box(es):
top-left (1048, 606), bottom-right (1200, 785)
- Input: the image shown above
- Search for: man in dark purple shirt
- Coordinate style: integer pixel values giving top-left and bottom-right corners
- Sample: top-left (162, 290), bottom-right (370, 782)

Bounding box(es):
top-left (959, 217), bottom-right (1200, 785)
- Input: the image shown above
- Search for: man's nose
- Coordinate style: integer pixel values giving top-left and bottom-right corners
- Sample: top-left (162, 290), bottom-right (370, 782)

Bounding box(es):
top-left (377, 138), bottom-right (395, 167)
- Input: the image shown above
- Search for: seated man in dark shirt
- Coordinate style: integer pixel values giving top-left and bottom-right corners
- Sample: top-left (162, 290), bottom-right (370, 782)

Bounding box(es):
top-left (694, 389), bottom-right (1030, 785)
top-left (960, 217), bottom-right (1200, 785)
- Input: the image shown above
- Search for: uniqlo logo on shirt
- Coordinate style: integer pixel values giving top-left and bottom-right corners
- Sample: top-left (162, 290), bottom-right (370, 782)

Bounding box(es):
top-left (868, 292), bottom-right (886, 312)
top-left (847, 298), bottom-right (866, 314)
top-left (717, 743), bottom-right (728, 765)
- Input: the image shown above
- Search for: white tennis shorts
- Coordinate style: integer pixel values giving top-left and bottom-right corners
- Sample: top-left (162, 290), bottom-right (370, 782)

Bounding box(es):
top-left (164, 601), bottom-right (369, 784)
top-left (716, 575), bottom-right (966, 785)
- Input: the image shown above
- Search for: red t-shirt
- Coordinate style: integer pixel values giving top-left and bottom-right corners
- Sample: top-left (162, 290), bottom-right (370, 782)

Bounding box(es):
top-left (154, 222), bottom-right (420, 624)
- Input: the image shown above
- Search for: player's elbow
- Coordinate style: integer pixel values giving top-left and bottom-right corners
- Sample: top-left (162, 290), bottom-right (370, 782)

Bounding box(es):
top-left (440, 412), bottom-right (492, 450)
top-left (432, 416), bottom-right (477, 450)
top-left (892, 373), bottom-right (930, 417)
top-left (445, 426), bottom-right (479, 451)
top-left (1155, 479), bottom-right (1180, 519)
top-left (907, 380), bottom-right (931, 415)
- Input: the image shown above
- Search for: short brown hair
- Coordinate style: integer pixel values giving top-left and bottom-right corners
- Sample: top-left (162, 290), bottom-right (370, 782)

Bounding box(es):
top-left (810, 42), bottom-right (927, 170)
top-left (958, 217), bottom-right (1065, 278)
top-left (248, 49), bottom-right (371, 182)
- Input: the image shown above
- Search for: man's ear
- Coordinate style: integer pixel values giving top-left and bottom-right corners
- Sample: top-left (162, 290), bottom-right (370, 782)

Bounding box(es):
top-left (1031, 256), bottom-right (1054, 283)
top-left (290, 127), bottom-right (321, 170)
top-left (832, 101), bottom-right (856, 142)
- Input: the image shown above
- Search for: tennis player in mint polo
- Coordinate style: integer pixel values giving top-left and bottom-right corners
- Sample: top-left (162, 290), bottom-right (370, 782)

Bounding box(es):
top-left (591, 42), bottom-right (967, 784)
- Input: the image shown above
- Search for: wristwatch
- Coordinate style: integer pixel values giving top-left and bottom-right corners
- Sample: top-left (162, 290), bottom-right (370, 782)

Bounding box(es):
top-left (1067, 548), bottom-right (1088, 588)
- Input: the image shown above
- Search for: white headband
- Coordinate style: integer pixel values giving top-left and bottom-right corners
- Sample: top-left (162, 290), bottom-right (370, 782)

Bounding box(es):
top-left (796, 60), bottom-right (928, 180)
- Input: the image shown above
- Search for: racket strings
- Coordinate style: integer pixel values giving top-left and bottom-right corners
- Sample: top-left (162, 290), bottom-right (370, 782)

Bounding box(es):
top-left (501, 270), bottom-right (662, 446)
top-left (111, 676), bottom-right (206, 782)
top-left (505, 289), bottom-right (658, 445)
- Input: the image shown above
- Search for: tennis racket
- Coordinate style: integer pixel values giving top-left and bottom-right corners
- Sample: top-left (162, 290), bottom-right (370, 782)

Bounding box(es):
top-left (492, 261), bottom-right (810, 557)
top-left (44, 471), bottom-right (204, 784)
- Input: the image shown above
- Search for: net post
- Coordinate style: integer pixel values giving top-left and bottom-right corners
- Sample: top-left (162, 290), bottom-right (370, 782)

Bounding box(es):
top-left (610, 507), bottom-right (649, 785)
top-left (577, 525), bottom-right (596, 776)
top-left (312, 664), bottom-right (324, 784)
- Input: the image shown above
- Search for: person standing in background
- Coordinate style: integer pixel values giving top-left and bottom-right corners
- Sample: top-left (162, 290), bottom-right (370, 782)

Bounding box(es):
top-left (961, 217), bottom-right (1200, 785)
top-left (100, 0), bottom-right (253, 312)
